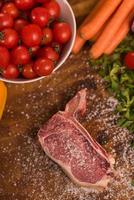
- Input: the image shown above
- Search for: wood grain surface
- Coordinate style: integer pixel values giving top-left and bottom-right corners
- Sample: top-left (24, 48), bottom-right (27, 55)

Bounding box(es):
top-left (0, 1), bottom-right (134, 200)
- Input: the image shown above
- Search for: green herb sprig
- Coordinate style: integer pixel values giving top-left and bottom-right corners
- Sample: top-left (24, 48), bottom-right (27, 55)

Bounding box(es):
top-left (89, 34), bottom-right (134, 133)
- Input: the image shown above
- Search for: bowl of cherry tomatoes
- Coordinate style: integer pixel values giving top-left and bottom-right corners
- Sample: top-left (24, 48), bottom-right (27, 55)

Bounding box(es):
top-left (0, 0), bottom-right (76, 83)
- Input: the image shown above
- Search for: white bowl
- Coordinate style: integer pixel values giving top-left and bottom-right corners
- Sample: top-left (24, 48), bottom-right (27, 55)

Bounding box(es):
top-left (0, 0), bottom-right (76, 84)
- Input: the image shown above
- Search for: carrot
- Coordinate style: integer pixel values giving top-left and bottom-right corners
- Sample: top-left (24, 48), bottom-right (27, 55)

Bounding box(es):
top-left (72, 22), bottom-right (105, 55)
top-left (80, 0), bottom-right (122, 40)
top-left (105, 27), bottom-right (129, 54)
top-left (90, 0), bottom-right (134, 59)
top-left (72, 35), bottom-right (85, 54)
top-left (72, 0), bottom-right (105, 54)
top-left (78, 0), bottom-right (105, 29)
top-left (91, 20), bottom-right (108, 42)
top-left (104, 11), bottom-right (134, 54)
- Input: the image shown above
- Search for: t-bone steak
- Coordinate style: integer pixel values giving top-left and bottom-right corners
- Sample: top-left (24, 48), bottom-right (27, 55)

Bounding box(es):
top-left (38, 88), bottom-right (115, 190)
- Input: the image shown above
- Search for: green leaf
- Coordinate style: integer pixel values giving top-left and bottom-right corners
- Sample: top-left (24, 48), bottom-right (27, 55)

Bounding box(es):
top-left (130, 140), bottom-right (134, 148)
top-left (120, 73), bottom-right (130, 83)
top-left (117, 118), bottom-right (127, 126)
top-left (111, 80), bottom-right (119, 91)
top-left (89, 34), bottom-right (134, 134)
top-left (110, 64), bottom-right (120, 78)
top-left (131, 180), bottom-right (134, 186)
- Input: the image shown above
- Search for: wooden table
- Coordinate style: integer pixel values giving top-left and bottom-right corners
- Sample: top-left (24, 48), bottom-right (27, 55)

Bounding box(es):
top-left (0, 1), bottom-right (134, 200)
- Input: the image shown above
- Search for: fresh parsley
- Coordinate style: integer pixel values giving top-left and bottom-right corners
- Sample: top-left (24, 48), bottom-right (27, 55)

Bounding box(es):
top-left (89, 34), bottom-right (134, 133)
top-left (131, 179), bottom-right (134, 186)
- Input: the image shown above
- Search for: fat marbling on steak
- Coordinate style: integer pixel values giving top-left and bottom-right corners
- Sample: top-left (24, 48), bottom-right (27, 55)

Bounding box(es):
top-left (38, 89), bottom-right (115, 190)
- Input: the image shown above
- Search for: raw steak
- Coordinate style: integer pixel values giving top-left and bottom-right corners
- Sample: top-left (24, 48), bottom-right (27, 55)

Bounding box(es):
top-left (38, 89), bottom-right (115, 190)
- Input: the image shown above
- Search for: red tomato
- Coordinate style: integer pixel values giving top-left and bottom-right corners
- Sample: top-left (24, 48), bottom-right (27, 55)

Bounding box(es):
top-left (14, 18), bottom-right (28, 33)
top-left (53, 22), bottom-right (71, 44)
top-left (0, 46), bottom-right (10, 69)
top-left (38, 47), bottom-right (59, 62)
top-left (11, 46), bottom-right (30, 65)
top-left (29, 46), bottom-right (40, 57)
top-left (43, 1), bottom-right (60, 20)
top-left (3, 64), bottom-right (20, 79)
top-left (35, 0), bottom-right (49, 3)
top-left (22, 62), bottom-right (37, 79)
top-left (33, 58), bottom-right (53, 76)
top-left (31, 7), bottom-right (50, 27)
top-left (0, 13), bottom-right (14, 30)
top-left (0, 2), bottom-right (3, 9)
top-left (0, 28), bottom-right (19, 49)
top-left (2, 2), bottom-right (19, 19)
top-left (14, 0), bottom-right (34, 10)
top-left (124, 52), bottom-right (134, 70)
top-left (41, 27), bottom-right (53, 45)
top-left (21, 24), bottom-right (42, 47)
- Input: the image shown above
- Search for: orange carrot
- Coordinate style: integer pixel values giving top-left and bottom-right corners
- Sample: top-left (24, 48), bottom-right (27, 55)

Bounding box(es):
top-left (80, 0), bottom-right (122, 40)
top-left (91, 20), bottom-right (109, 42)
top-left (104, 11), bottom-right (134, 54)
top-left (72, 0), bottom-right (105, 54)
top-left (72, 35), bottom-right (85, 54)
top-left (90, 0), bottom-right (134, 59)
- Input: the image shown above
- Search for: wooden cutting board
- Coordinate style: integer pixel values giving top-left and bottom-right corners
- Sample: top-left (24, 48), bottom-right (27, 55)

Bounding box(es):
top-left (0, 1), bottom-right (134, 200)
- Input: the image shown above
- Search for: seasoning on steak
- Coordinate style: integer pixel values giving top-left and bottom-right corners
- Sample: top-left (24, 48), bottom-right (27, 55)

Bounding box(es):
top-left (38, 89), bottom-right (115, 190)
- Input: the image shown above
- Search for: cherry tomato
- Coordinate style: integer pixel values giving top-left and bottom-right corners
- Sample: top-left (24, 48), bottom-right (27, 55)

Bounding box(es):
top-left (33, 58), bottom-right (53, 76)
top-left (11, 46), bottom-right (30, 65)
top-left (0, 46), bottom-right (10, 69)
top-left (0, 28), bottom-right (19, 49)
top-left (3, 64), bottom-right (20, 79)
top-left (14, 0), bottom-right (34, 10)
top-left (31, 7), bottom-right (50, 27)
top-left (2, 2), bottom-right (19, 19)
top-left (0, 13), bottom-right (14, 31)
top-left (22, 62), bottom-right (37, 79)
top-left (43, 1), bottom-right (60, 20)
top-left (29, 46), bottom-right (40, 57)
top-left (21, 24), bottom-right (42, 47)
top-left (38, 47), bottom-right (59, 62)
top-left (51, 41), bottom-right (62, 54)
top-left (53, 22), bottom-right (71, 44)
top-left (0, 2), bottom-right (3, 9)
top-left (124, 52), bottom-right (134, 70)
top-left (41, 27), bottom-right (53, 45)
top-left (35, 0), bottom-right (49, 3)
top-left (14, 18), bottom-right (28, 33)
